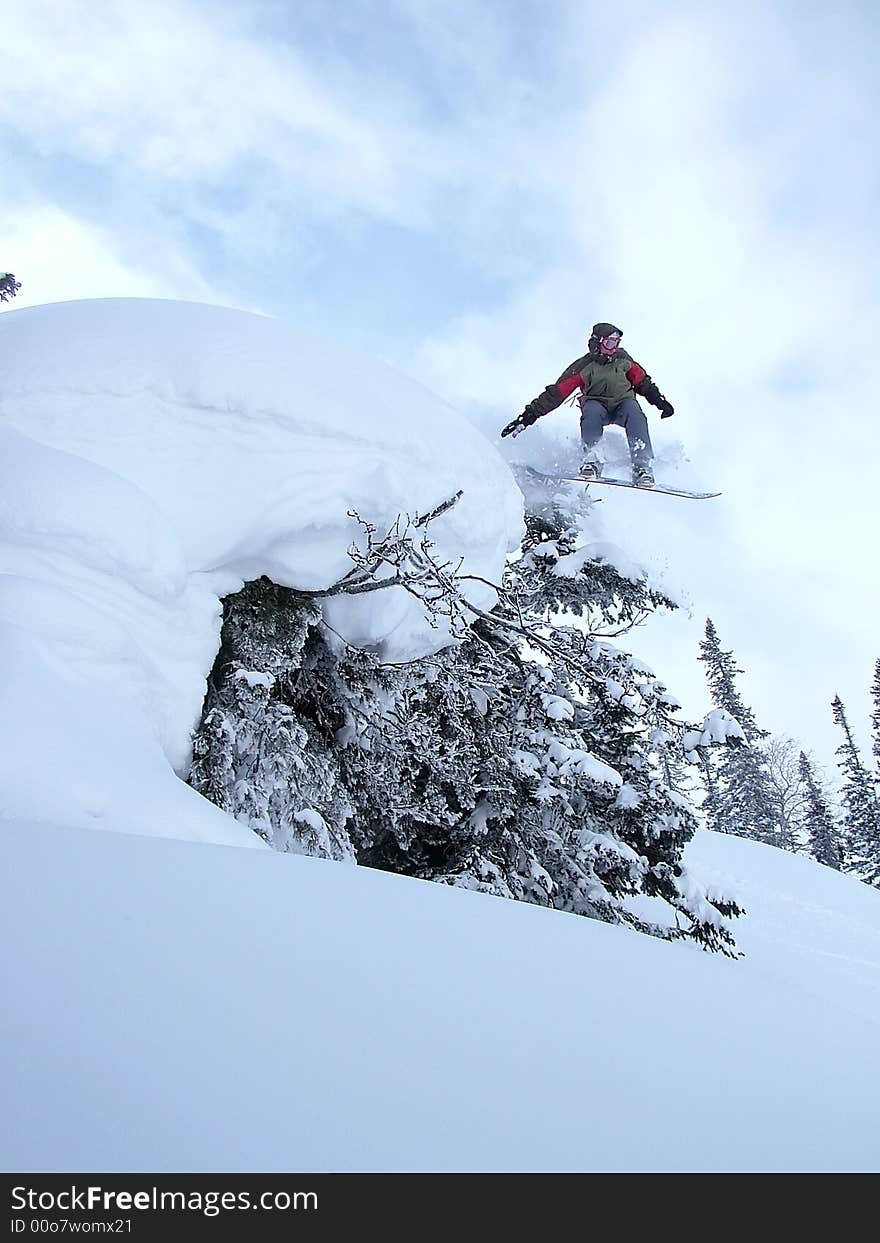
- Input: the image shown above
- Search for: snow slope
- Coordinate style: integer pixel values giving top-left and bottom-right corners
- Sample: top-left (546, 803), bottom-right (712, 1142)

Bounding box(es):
top-left (0, 299), bottom-right (521, 846)
top-left (3, 298), bottom-right (878, 1173)
top-left (2, 819), bottom-right (878, 1172)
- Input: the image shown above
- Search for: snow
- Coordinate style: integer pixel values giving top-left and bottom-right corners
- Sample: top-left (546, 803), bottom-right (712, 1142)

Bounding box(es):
top-left (3, 819), bottom-right (879, 1173)
top-left (683, 707), bottom-right (746, 752)
top-left (0, 298), bottom-right (521, 846)
top-left (3, 296), bottom-right (879, 1173)
top-left (234, 669), bottom-right (275, 690)
top-left (542, 693), bottom-right (574, 722)
top-left (615, 783), bottom-right (642, 810)
top-left (554, 539), bottom-right (646, 585)
top-left (545, 739), bottom-right (623, 787)
top-left (506, 427), bottom-right (708, 608)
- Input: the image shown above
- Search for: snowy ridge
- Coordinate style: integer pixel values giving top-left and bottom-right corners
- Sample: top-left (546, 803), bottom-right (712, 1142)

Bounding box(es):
top-left (0, 298), bottom-right (522, 845)
top-left (3, 819), bottom-right (879, 1172)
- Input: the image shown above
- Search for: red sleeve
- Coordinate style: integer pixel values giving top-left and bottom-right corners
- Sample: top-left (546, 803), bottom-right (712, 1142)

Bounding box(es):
top-left (557, 373), bottom-right (584, 399)
top-left (626, 362), bottom-right (646, 386)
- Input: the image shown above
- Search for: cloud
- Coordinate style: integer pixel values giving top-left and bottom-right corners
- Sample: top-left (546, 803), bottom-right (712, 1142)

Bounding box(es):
top-left (1, 206), bottom-right (180, 305)
top-left (3, 0), bottom-right (545, 240)
top-left (406, 2), bottom-right (880, 759)
top-left (2, 0), bottom-right (877, 762)
top-left (1, 0), bottom-right (613, 289)
top-left (0, 200), bottom-right (231, 311)
top-left (3, 1), bottom-right (414, 241)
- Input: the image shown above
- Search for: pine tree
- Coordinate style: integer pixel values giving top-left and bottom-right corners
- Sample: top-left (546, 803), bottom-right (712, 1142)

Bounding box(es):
top-left (870, 658), bottom-right (880, 784)
top-left (190, 498), bottom-right (744, 954)
top-left (188, 582), bottom-right (356, 861)
top-left (831, 695), bottom-right (880, 887)
top-left (0, 272), bottom-right (21, 302)
top-left (698, 619), bottom-right (763, 743)
top-left (697, 619), bottom-right (779, 846)
top-left (798, 751), bottom-right (844, 871)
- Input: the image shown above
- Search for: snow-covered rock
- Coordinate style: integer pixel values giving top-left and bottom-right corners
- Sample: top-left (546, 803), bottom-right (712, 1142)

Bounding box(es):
top-left (0, 298), bottom-right (522, 845)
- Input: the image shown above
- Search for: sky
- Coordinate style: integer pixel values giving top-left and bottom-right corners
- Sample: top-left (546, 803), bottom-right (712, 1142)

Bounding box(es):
top-left (2, 0), bottom-right (878, 767)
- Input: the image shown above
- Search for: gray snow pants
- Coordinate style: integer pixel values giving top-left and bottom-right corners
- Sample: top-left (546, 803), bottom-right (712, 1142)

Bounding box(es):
top-left (580, 396), bottom-right (653, 468)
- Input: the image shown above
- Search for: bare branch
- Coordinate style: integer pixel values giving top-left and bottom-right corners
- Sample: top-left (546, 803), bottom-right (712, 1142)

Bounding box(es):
top-left (414, 490), bottom-right (464, 528)
top-left (286, 495), bottom-right (662, 715)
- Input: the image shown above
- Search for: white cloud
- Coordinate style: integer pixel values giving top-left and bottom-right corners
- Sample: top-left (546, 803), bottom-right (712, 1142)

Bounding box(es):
top-left (0, 202), bottom-right (222, 309)
top-left (0, 0), bottom-right (593, 274)
top-left (4, 0), bottom-right (515, 234)
top-left (2, 0), bottom-right (877, 763)
top-left (3, 1), bottom-right (405, 225)
top-left (407, 4), bottom-right (880, 760)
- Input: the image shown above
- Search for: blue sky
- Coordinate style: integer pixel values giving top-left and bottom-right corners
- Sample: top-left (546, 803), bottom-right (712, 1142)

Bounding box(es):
top-left (3, 0), bottom-right (879, 767)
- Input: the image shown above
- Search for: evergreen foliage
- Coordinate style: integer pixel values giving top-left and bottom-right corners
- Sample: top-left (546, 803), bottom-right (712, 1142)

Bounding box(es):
top-left (798, 751), bottom-right (844, 871)
top-left (831, 695), bottom-right (880, 887)
top-left (697, 619), bottom-right (780, 846)
top-left (190, 499), bottom-right (743, 954)
top-left (0, 272), bottom-right (21, 302)
top-left (698, 619), bottom-right (764, 743)
top-left (871, 658), bottom-right (880, 782)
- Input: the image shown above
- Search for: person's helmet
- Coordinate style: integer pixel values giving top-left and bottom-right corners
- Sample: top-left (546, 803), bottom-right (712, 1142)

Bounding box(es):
top-left (589, 321), bottom-right (623, 355)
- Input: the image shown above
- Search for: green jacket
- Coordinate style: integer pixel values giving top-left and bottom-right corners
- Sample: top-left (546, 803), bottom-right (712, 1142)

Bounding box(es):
top-left (560, 350), bottom-right (643, 410)
top-left (520, 349), bottom-right (672, 425)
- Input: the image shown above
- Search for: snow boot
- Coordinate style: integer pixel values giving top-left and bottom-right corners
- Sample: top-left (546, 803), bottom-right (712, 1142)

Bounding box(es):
top-left (632, 465), bottom-right (654, 488)
top-left (579, 456), bottom-right (602, 480)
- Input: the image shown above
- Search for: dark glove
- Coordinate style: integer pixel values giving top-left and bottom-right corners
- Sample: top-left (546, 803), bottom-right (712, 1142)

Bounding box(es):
top-left (501, 384), bottom-right (563, 438)
top-left (501, 410), bottom-right (534, 438)
top-left (659, 399), bottom-right (674, 419)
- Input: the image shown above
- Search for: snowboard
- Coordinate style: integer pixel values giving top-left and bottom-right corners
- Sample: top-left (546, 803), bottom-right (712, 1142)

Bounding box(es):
top-left (521, 465), bottom-right (721, 500)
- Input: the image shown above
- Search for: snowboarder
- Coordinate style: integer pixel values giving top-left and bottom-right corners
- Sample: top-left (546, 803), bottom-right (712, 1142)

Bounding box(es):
top-left (0, 272), bottom-right (21, 303)
top-left (500, 322), bottom-right (674, 487)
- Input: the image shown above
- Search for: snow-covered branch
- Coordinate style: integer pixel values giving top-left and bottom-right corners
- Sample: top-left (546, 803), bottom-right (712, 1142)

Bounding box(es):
top-left (299, 493), bottom-right (469, 630)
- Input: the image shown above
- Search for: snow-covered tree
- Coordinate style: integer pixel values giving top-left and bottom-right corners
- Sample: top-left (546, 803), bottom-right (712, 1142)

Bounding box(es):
top-left (189, 582), bottom-right (356, 861)
top-left (0, 272), bottom-right (21, 302)
top-left (191, 497), bottom-right (743, 954)
top-left (697, 619), bottom-right (779, 846)
top-left (871, 657), bottom-right (880, 785)
top-left (698, 619), bottom-right (764, 743)
top-left (798, 751), bottom-right (844, 871)
top-left (831, 695), bottom-right (880, 887)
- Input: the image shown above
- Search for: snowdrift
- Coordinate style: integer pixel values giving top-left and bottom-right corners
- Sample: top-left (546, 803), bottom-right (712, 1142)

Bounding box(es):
top-left (0, 298), bottom-right (522, 845)
top-left (3, 819), bottom-right (879, 1172)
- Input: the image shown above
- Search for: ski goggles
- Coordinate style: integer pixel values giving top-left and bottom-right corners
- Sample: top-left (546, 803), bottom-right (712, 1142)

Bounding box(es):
top-left (598, 332), bottom-right (622, 352)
